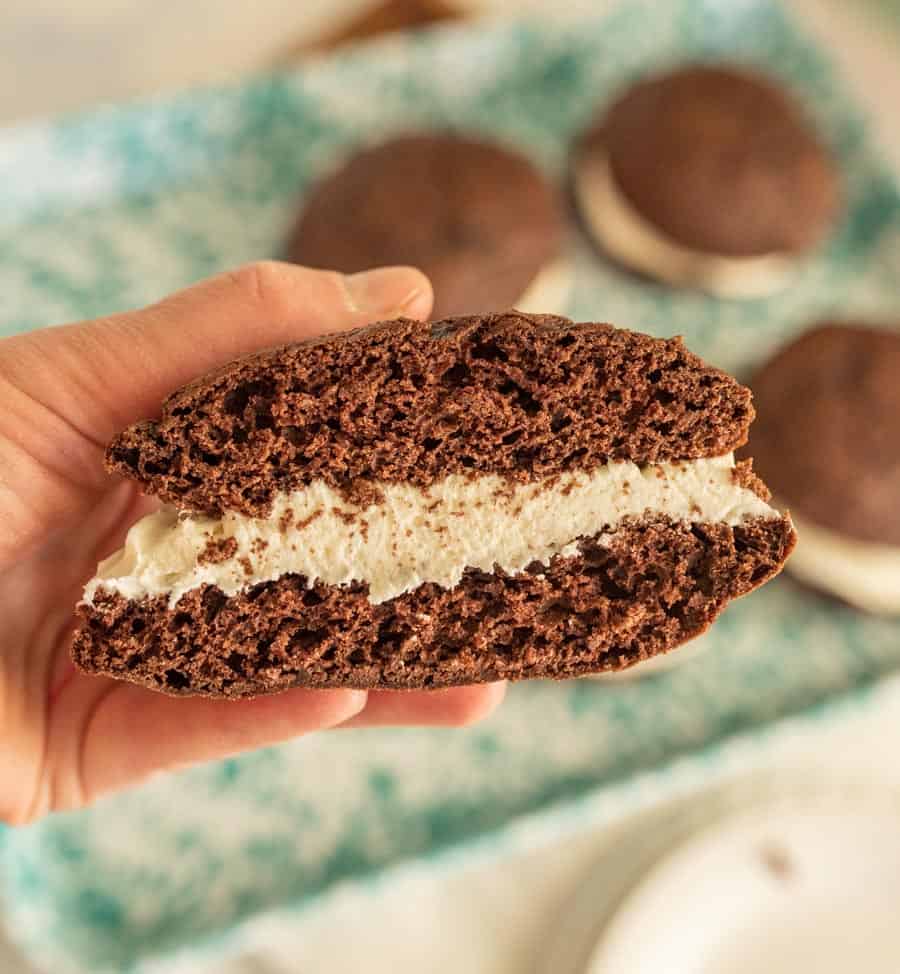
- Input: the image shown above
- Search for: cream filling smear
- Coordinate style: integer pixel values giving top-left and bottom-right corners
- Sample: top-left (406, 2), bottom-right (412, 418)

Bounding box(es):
top-left (85, 454), bottom-right (775, 607)
top-left (573, 151), bottom-right (796, 299)
top-left (785, 510), bottom-right (900, 616)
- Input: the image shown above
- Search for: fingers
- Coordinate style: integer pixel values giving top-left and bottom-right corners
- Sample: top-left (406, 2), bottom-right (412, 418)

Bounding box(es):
top-left (2, 262), bottom-right (433, 446)
top-left (73, 681), bottom-right (368, 806)
top-left (56, 678), bottom-right (505, 812)
top-left (340, 682), bottom-right (507, 729)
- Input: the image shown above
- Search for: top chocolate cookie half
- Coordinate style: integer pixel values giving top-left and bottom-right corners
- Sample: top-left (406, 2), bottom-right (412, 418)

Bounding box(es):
top-left (108, 312), bottom-right (753, 517)
top-left (285, 133), bottom-right (568, 320)
top-left (576, 64), bottom-right (840, 258)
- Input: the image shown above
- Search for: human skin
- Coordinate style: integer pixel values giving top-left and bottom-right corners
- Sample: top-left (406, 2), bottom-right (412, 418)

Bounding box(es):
top-left (0, 261), bottom-right (506, 825)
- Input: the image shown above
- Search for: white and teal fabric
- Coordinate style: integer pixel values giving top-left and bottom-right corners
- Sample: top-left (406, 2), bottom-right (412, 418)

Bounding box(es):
top-left (1, 0), bottom-right (899, 971)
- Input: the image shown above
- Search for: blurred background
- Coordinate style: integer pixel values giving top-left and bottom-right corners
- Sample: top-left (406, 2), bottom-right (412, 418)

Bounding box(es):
top-left (0, 0), bottom-right (893, 127)
top-left (2, 1), bottom-right (900, 973)
top-left (4, 0), bottom-right (525, 122)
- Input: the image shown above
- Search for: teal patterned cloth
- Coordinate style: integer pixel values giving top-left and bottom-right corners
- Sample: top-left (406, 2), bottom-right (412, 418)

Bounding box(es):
top-left (873, 0), bottom-right (900, 27)
top-left (2, 0), bottom-right (899, 971)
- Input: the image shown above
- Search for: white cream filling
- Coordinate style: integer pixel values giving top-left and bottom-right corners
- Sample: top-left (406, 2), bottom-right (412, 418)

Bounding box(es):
top-left (514, 257), bottom-right (573, 315)
top-left (85, 455), bottom-right (775, 608)
top-left (572, 151), bottom-right (797, 299)
top-left (785, 510), bottom-right (900, 616)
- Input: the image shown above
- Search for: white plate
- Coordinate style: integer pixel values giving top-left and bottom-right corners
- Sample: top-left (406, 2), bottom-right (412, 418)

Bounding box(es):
top-left (587, 806), bottom-right (900, 974)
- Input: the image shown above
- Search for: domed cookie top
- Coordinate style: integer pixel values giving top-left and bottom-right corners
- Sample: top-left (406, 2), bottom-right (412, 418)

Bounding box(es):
top-left (286, 133), bottom-right (570, 319)
top-left (749, 321), bottom-right (900, 546)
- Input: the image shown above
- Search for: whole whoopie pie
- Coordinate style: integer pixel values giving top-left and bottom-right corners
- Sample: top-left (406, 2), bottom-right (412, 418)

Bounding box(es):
top-left (286, 133), bottom-right (571, 319)
top-left (571, 64), bottom-right (841, 298)
top-left (74, 311), bottom-right (795, 697)
top-left (748, 321), bottom-right (900, 614)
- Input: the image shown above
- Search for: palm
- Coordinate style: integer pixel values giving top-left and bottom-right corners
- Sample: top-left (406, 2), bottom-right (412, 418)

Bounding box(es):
top-left (0, 434), bottom-right (146, 821)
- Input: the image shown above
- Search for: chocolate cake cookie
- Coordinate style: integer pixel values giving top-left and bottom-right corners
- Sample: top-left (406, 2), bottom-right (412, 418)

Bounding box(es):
top-left (747, 321), bottom-right (900, 614)
top-left (74, 312), bottom-right (795, 696)
top-left (571, 65), bottom-right (840, 298)
top-left (285, 134), bottom-right (570, 319)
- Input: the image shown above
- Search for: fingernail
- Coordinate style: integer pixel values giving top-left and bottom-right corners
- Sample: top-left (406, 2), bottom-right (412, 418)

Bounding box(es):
top-left (332, 689), bottom-right (369, 727)
top-left (342, 266), bottom-right (431, 318)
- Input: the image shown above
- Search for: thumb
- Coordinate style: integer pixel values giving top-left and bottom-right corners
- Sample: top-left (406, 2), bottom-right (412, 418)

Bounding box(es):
top-left (2, 262), bottom-right (432, 449)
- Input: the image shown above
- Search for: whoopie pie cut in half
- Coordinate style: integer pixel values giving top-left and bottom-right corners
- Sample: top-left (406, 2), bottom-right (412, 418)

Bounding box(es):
top-left (74, 311), bottom-right (795, 697)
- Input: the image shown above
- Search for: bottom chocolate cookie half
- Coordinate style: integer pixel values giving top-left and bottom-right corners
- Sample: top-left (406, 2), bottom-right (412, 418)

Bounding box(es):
top-left (73, 515), bottom-right (794, 697)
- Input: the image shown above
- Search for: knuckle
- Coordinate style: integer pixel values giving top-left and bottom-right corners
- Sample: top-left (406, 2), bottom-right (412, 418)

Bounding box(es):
top-left (0, 786), bottom-right (44, 827)
top-left (226, 260), bottom-right (292, 313)
top-left (318, 269), bottom-right (351, 303)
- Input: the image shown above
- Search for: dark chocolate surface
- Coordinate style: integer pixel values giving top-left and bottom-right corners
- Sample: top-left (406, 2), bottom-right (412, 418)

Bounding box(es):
top-left (747, 321), bottom-right (900, 545)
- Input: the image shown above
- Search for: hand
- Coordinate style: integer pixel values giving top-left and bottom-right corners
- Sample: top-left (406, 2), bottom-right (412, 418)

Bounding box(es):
top-left (0, 262), bottom-right (506, 825)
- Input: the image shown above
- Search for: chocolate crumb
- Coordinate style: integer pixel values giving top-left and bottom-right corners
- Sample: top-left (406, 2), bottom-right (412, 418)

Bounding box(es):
top-left (732, 458), bottom-right (772, 502)
top-left (295, 509), bottom-right (323, 531)
top-left (198, 537), bottom-right (238, 566)
top-left (346, 480), bottom-right (384, 509)
top-left (759, 843), bottom-right (794, 881)
top-left (492, 481), bottom-right (518, 502)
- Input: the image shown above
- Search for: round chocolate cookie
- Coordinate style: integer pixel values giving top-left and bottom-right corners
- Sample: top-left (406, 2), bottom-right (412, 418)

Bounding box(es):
top-left (571, 65), bottom-right (841, 297)
top-left (748, 321), bottom-right (900, 614)
top-left (286, 133), bottom-right (570, 319)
